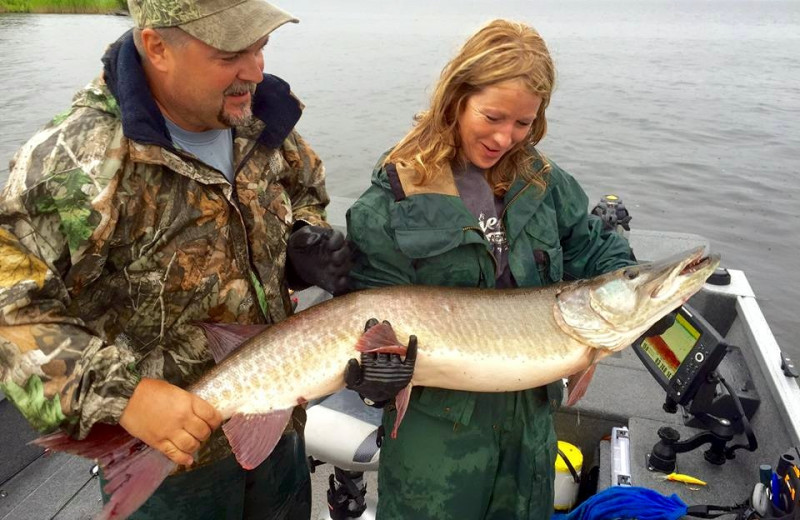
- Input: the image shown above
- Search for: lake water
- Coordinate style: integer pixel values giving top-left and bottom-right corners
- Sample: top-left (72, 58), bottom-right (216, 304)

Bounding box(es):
top-left (0, 1), bottom-right (798, 360)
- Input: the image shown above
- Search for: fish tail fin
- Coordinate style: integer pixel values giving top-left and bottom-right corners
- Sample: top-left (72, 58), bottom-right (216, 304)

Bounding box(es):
top-left (32, 424), bottom-right (175, 519)
top-left (355, 321), bottom-right (407, 356)
top-left (390, 382), bottom-right (413, 439)
top-left (223, 409), bottom-right (293, 470)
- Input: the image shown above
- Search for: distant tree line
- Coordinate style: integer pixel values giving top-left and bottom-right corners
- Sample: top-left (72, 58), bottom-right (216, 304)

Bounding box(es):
top-left (0, 0), bottom-right (127, 13)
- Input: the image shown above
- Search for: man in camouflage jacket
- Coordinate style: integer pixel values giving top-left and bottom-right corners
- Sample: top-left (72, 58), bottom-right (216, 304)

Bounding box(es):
top-left (0, 0), bottom-right (347, 517)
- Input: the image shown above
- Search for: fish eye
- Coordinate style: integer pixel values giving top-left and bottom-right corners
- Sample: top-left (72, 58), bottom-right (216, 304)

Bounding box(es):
top-left (623, 268), bottom-right (638, 280)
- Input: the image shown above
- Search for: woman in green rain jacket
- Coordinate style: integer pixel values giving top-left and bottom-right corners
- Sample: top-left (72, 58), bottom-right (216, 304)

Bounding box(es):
top-left (346, 20), bottom-right (635, 519)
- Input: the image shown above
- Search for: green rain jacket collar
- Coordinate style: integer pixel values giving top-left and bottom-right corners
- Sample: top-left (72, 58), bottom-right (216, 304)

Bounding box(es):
top-left (371, 152), bottom-right (552, 265)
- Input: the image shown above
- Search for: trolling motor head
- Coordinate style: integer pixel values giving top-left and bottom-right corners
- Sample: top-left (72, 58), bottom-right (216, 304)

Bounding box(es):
top-left (591, 194), bottom-right (632, 236)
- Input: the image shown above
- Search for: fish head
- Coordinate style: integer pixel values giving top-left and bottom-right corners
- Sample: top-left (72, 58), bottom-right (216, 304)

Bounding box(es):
top-left (556, 246), bottom-right (720, 350)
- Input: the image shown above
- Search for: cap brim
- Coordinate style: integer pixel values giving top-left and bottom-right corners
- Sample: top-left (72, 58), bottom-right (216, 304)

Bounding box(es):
top-left (179, 0), bottom-right (298, 52)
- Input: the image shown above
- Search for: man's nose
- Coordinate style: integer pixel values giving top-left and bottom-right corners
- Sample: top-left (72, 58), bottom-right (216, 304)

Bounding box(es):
top-left (238, 53), bottom-right (264, 84)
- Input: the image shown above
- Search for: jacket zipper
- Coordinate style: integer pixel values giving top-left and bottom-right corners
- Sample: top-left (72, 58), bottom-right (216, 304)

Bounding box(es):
top-left (499, 181), bottom-right (533, 222)
top-left (233, 141), bottom-right (258, 179)
top-left (499, 157), bottom-right (550, 221)
top-left (462, 225), bottom-right (499, 275)
top-left (228, 142), bottom-right (271, 321)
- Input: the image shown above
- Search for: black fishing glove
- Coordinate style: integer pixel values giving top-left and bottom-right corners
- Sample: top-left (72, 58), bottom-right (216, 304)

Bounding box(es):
top-left (344, 319), bottom-right (417, 407)
top-left (286, 224), bottom-right (351, 296)
top-left (641, 309), bottom-right (679, 338)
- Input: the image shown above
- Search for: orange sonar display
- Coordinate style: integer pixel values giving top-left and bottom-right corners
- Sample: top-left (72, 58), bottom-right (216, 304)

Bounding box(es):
top-left (639, 314), bottom-right (701, 381)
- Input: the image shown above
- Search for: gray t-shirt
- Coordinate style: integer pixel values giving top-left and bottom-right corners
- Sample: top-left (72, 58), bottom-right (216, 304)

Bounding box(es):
top-left (165, 118), bottom-right (234, 183)
top-left (452, 162), bottom-right (515, 288)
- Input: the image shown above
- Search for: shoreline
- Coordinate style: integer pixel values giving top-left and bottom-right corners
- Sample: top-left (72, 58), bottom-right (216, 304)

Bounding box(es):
top-left (0, 2), bottom-right (126, 14)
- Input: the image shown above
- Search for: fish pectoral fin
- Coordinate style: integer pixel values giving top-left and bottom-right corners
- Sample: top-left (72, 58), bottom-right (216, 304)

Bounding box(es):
top-left (390, 383), bottom-right (413, 439)
top-left (32, 424), bottom-right (175, 519)
top-left (566, 363), bottom-right (597, 407)
top-left (195, 322), bottom-right (271, 363)
top-left (565, 348), bottom-right (609, 406)
top-left (223, 409), bottom-right (292, 470)
top-left (356, 321), bottom-right (407, 355)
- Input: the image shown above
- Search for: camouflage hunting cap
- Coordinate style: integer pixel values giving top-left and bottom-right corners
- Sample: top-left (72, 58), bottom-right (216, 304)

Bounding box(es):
top-left (128, 0), bottom-right (298, 52)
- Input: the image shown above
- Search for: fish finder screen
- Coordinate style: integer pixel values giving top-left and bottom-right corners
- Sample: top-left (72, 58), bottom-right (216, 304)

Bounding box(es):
top-left (639, 314), bottom-right (701, 381)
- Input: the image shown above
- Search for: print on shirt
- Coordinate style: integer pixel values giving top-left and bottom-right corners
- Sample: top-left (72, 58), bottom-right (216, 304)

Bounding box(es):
top-left (478, 212), bottom-right (509, 263)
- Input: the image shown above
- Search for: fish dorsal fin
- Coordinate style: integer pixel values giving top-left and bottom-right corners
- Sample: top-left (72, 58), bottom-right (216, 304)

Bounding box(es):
top-left (355, 322), bottom-right (407, 355)
top-left (223, 409), bottom-right (292, 470)
top-left (196, 322), bottom-right (270, 363)
top-left (32, 424), bottom-right (175, 520)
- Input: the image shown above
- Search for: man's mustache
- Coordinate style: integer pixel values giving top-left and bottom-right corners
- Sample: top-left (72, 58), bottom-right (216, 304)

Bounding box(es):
top-left (224, 82), bottom-right (257, 96)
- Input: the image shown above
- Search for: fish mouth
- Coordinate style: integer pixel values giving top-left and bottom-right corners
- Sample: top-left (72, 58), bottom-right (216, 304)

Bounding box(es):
top-left (679, 254), bottom-right (714, 276)
top-left (647, 247), bottom-right (719, 300)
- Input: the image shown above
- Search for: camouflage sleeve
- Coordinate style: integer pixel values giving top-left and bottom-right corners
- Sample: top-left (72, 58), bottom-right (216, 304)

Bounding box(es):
top-left (0, 123), bottom-right (139, 439)
top-left (280, 130), bottom-right (331, 228)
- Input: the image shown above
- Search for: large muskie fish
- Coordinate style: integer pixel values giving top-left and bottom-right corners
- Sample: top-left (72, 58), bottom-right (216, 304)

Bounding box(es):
top-left (35, 246), bottom-right (718, 519)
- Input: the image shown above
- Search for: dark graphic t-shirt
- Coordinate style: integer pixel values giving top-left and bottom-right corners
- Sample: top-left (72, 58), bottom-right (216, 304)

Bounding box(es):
top-left (452, 162), bottom-right (516, 288)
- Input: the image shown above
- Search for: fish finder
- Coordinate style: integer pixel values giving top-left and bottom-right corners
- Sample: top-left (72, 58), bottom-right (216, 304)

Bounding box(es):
top-left (636, 305), bottom-right (762, 471)
top-left (633, 304), bottom-right (728, 406)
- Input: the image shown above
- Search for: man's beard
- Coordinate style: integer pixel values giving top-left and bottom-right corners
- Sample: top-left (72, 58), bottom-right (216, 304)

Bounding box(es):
top-left (218, 81), bottom-right (257, 127)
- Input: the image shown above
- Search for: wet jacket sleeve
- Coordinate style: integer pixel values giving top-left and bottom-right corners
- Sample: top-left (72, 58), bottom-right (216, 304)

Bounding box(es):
top-left (281, 130), bottom-right (330, 229)
top-left (0, 135), bottom-right (139, 439)
top-left (346, 187), bottom-right (416, 290)
top-left (549, 163), bottom-right (635, 279)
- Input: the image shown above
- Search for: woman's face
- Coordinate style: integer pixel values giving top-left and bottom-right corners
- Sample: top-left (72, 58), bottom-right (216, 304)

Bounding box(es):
top-left (457, 79), bottom-right (542, 169)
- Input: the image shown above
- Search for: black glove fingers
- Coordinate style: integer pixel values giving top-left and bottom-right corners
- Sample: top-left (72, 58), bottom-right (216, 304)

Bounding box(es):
top-left (364, 318), bottom-right (380, 331)
top-left (361, 351), bottom-right (379, 364)
top-left (322, 265), bottom-right (337, 280)
top-left (329, 247), bottom-right (349, 266)
top-left (287, 225), bottom-right (351, 293)
top-left (344, 358), bottom-right (363, 387)
top-left (296, 226), bottom-right (322, 249)
top-left (305, 233), bottom-right (322, 248)
top-left (326, 229), bottom-right (345, 250)
top-left (405, 335), bottom-right (418, 364)
top-left (330, 277), bottom-right (349, 296)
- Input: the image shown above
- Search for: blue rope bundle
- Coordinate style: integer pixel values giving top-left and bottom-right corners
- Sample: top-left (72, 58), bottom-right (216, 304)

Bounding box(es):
top-left (552, 486), bottom-right (689, 520)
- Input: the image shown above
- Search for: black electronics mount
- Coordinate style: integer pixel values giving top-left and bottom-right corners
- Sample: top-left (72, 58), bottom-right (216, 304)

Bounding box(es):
top-left (633, 304), bottom-right (761, 472)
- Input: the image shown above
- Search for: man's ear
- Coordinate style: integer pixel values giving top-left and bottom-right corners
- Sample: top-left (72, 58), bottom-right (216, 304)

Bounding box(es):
top-left (140, 28), bottom-right (171, 72)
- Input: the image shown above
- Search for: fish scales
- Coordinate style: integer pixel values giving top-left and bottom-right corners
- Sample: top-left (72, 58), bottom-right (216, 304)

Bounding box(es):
top-left (190, 246), bottom-right (720, 419)
top-left (190, 283), bottom-right (592, 417)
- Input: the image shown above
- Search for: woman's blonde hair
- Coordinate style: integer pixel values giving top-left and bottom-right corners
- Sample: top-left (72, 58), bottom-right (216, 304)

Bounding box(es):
top-left (386, 19), bottom-right (555, 196)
